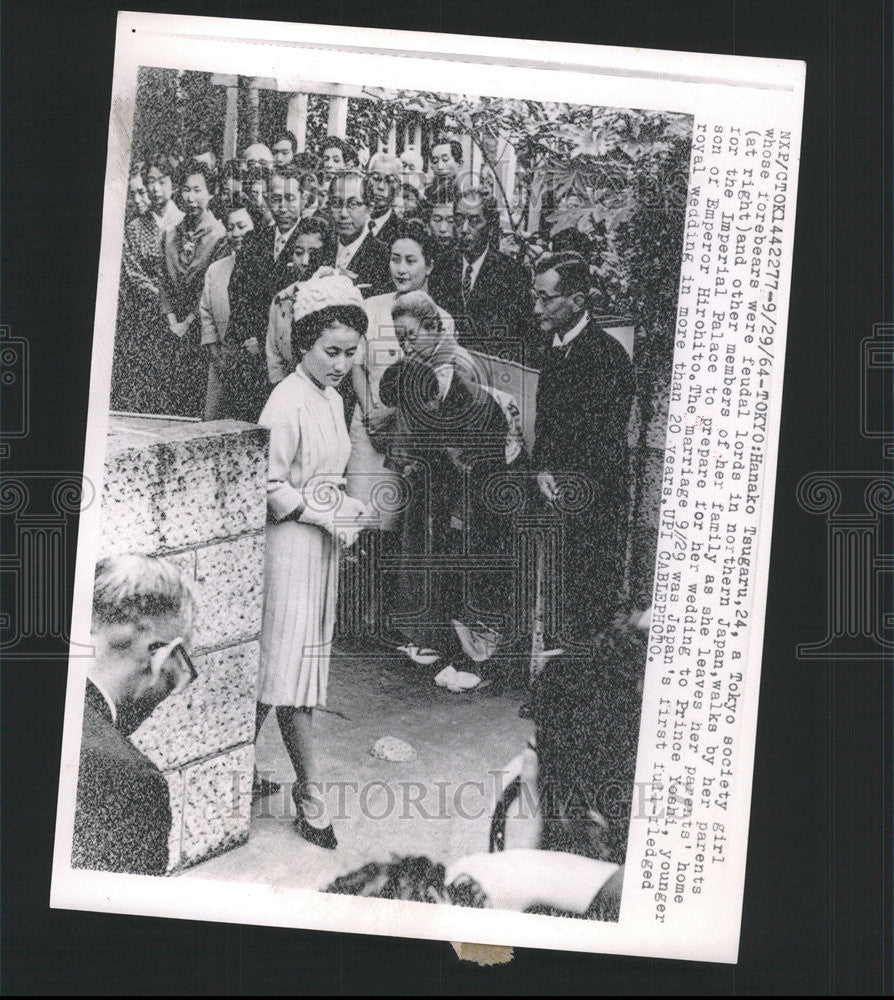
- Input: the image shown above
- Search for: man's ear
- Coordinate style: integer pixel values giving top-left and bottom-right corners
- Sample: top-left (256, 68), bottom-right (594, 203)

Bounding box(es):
top-left (572, 290), bottom-right (588, 311)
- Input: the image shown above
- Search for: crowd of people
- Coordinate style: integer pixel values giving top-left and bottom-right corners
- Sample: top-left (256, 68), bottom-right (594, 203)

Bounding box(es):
top-left (96, 127), bottom-right (648, 916)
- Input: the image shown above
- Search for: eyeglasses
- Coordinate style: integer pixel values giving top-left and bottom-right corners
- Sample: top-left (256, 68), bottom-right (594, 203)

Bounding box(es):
top-left (330, 198), bottom-right (365, 211)
top-left (149, 636), bottom-right (198, 696)
top-left (530, 289), bottom-right (565, 305)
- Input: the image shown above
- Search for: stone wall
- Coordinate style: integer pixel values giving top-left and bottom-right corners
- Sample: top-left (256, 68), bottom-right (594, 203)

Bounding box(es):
top-left (99, 416), bottom-right (268, 872)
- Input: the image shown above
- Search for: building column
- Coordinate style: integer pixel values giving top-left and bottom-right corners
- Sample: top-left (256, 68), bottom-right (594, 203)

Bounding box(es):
top-left (287, 93), bottom-right (309, 152)
top-left (327, 95), bottom-right (348, 137)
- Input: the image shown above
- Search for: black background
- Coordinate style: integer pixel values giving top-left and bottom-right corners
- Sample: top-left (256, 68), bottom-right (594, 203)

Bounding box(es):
top-left (2, 1), bottom-right (890, 994)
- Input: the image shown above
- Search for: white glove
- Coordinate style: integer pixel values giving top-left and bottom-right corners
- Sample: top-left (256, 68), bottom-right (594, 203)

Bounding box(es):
top-left (297, 483), bottom-right (370, 547)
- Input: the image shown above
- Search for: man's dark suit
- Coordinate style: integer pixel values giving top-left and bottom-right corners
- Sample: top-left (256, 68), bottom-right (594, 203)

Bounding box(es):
top-left (327, 232), bottom-right (391, 298)
top-left (371, 211), bottom-right (401, 252)
top-left (229, 224), bottom-right (304, 345)
top-left (532, 317), bottom-right (635, 644)
top-left (429, 247), bottom-right (535, 365)
top-left (216, 225), bottom-right (300, 422)
top-left (71, 681), bottom-right (171, 875)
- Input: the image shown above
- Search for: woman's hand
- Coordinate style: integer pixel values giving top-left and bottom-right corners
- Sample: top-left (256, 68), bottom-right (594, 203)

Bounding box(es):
top-left (333, 495), bottom-right (374, 548)
top-left (364, 406), bottom-right (395, 435)
top-left (169, 317), bottom-right (194, 339)
top-left (537, 470), bottom-right (559, 503)
top-left (242, 336), bottom-right (260, 357)
top-left (296, 479), bottom-right (373, 545)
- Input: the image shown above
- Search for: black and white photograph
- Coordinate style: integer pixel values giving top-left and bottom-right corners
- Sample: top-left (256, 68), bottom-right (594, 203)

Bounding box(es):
top-left (44, 11), bottom-right (805, 966)
top-left (74, 55), bottom-right (691, 920)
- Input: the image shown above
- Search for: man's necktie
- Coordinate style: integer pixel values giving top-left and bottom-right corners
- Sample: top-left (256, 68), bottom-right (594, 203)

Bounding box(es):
top-left (461, 261), bottom-right (473, 303)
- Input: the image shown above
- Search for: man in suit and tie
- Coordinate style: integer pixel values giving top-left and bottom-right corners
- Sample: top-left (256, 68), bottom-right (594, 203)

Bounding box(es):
top-left (328, 171), bottom-right (391, 297)
top-left (365, 152), bottom-right (403, 249)
top-left (428, 189), bottom-right (534, 365)
top-left (531, 251), bottom-right (635, 646)
top-left (232, 167), bottom-right (307, 317)
top-left (72, 554), bottom-right (198, 876)
top-left (225, 168), bottom-right (311, 416)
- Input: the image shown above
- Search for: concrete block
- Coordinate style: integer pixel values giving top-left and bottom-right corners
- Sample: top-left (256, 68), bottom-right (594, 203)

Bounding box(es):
top-left (192, 534), bottom-right (265, 649)
top-left (177, 744), bottom-right (255, 868)
top-left (101, 417), bottom-right (268, 553)
top-left (163, 769), bottom-right (185, 874)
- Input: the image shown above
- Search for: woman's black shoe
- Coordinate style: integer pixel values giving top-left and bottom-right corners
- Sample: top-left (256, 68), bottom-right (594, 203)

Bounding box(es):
top-left (294, 808), bottom-right (338, 850)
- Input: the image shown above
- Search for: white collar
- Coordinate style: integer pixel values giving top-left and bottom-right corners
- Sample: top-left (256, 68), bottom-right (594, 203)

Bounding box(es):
top-left (462, 247), bottom-right (489, 289)
top-left (153, 200), bottom-right (183, 231)
top-left (336, 227), bottom-right (368, 265)
top-left (552, 311), bottom-right (589, 349)
top-left (274, 222), bottom-right (299, 253)
top-left (369, 208), bottom-right (393, 237)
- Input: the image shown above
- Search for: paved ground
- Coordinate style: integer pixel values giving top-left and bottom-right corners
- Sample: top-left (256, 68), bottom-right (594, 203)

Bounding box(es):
top-left (186, 643), bottom-right (534, 892)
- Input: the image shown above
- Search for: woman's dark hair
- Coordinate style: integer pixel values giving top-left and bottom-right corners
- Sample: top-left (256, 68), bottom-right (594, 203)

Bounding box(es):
top-left (224, 197), bottom-right (267, 233)
top-left (296, 214), bottom-right (332, 240)
top-left (177, 158), bottom-right (217, 193)
top-left (325, 855), bottom-right (486, 908)
top-left (291, 305), bottom-right (368, 360)
top-left (142, 150), bottom-right (180, 183)
top-left (388, 218), bottom-right (439, 265)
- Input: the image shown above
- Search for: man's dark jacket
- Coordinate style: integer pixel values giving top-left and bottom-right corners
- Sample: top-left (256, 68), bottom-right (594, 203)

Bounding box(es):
top-left (71, 681), bottom-right (171, 876)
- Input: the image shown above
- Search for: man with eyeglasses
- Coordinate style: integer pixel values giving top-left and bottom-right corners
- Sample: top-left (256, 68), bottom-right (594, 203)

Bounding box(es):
top-left (327, 171), bottom-right (390, 297)
top-left (72, 554), bottom-right (198, 876)
top-left (364, 152), bottom-right (403, 248)
top-left (531, 251), bottom-right (635, 647)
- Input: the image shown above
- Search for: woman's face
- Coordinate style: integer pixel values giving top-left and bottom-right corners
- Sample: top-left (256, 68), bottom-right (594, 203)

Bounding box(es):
top-left (393, 313), bottom-right (441, 361)
top-left (390, 238), bottom-right (432, 294)
top-left (300, 319), bottom-right (361, 387)
top-left (145, 166), bottom-right (172, 210)
top-left (129, 174), bottom-right (151, 216)
top-left (225, 208), bottom-right (255, 254)
top-left (291, 233), bottom-right (325, 281)
top-left (181, 173), bottom-right (211, 219)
